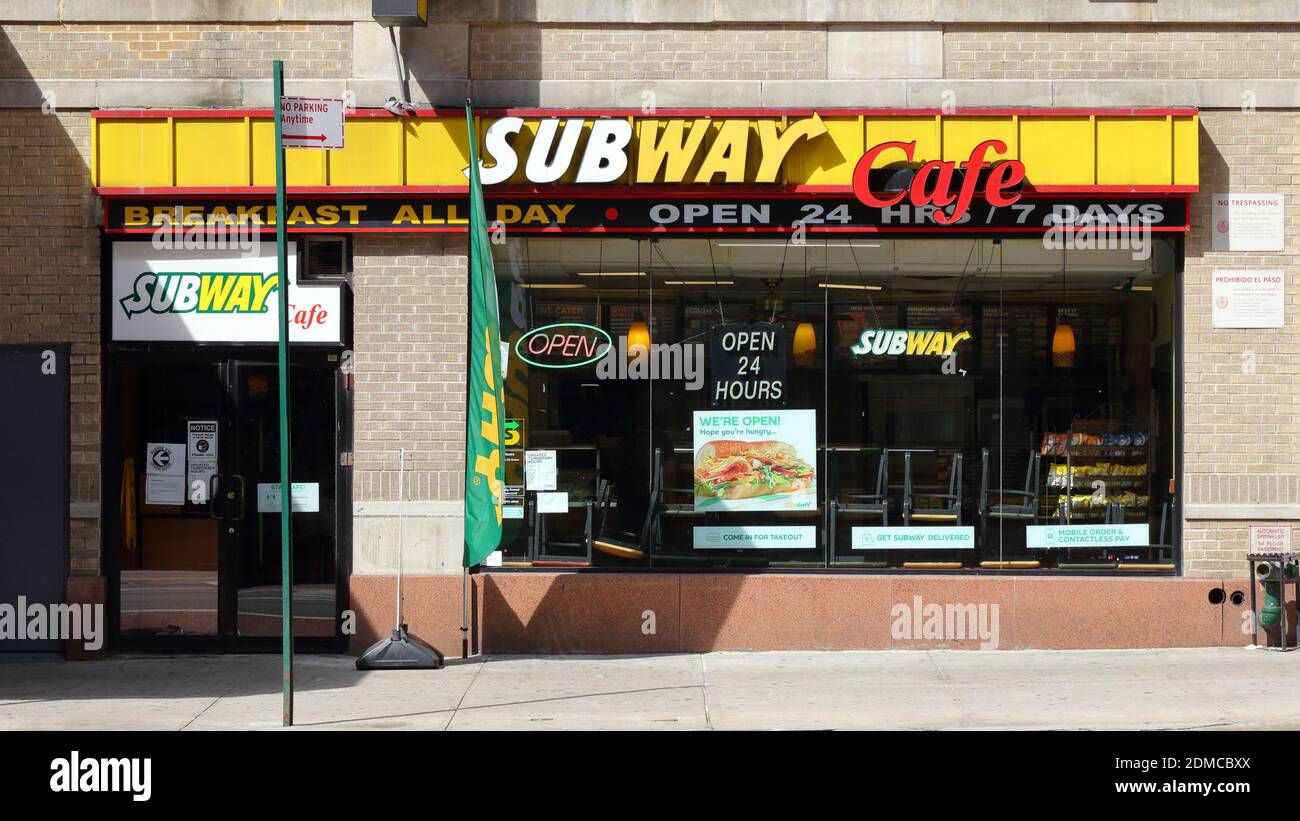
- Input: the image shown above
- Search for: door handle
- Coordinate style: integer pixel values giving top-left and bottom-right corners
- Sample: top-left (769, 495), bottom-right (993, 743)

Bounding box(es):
top-left (230, 474), bottom-right (247, 521)
top-left (208, 474), bottom-right (224, 519)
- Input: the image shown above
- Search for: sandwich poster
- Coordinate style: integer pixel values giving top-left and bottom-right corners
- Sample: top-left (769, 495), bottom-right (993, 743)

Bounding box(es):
top-left (693, 409), bottom-right (817, 511)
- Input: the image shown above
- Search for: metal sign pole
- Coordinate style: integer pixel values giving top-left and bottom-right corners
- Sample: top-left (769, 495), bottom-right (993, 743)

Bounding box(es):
top-left (273, 58), bottom-right (295, 727)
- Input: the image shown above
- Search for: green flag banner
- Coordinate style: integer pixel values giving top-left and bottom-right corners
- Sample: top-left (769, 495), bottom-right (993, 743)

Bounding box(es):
top-left (463, 102), bottom-right (507, 567)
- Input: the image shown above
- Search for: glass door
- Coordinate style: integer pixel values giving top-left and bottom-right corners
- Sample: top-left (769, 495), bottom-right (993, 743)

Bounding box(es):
top-left (224, 360), bottom-right (340, 646)
top-left (116, 362), bottom-right (224, 640)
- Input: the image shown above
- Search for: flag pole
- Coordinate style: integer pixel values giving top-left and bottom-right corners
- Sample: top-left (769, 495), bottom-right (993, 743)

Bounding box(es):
top-left (461, 95), bottom-right (473, 662)
top-left (273, 59), bottom-right (295, 727)
top-left (461, 95), bottom-right (507, 655)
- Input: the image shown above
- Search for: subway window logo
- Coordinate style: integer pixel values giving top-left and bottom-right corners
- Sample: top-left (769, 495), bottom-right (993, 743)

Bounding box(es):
top-left (119, 271), bottom-right (279, 317)
top-left (850, 328), bottom-right (973, 357)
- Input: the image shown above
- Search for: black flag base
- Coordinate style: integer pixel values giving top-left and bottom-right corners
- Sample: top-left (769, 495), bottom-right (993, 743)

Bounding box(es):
top-left (355, 624), bottom-right (445, 670)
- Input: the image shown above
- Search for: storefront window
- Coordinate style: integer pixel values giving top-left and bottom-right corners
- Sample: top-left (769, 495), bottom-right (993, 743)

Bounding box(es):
top-left (494, 235), bottom-right (1179, 572)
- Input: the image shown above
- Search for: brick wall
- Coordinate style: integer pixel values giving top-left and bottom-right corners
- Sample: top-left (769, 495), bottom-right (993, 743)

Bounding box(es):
top-left (469, 24), bottom-right (827, 81)
top-left (1181, 110), bottom-right (1300, 577)
top-left (0, 24), bottom-right (352, 80)
top-left (351, 234), bottom-right (467, 503)
top-left (944, 25), bottom-right (1300, 81)
top-left (0, 109), bottom-right (100, 575)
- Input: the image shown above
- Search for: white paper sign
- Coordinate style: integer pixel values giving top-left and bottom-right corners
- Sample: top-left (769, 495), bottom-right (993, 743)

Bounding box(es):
top-left (852, 526), bottom-right (975, 550)
top-left (524, 450), bottom-right (557, 491)
top-left (186, 420), bottom-right (218, 503)
top-left (536, 491), bottom-right (568, 513)
top-left (112, 243), bottom-right (342, 344)
top-left (1212, 193), bottom-right (1284, 252)
top-left (1212, 270), bottom-right (1285, 328)
top-left (256, 482), bottom-right (321, 513)
top-left (145, 475), bottom-right (185, 506)
top-left (144, 442), bottom-right (185, 505)
top-left (1250, 525), bottom-right (1293, 555)
top-left (693, 525), bottom-right (817, 549)
top-left (280, 96), bottom-right (345, 150)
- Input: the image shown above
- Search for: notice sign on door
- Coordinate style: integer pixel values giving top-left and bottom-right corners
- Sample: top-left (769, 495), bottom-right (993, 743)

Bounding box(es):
top-left (1211, 270), bottom-right (1285, 329)
top-left (1212, 193), bottom-right (1284, 252)
top-left (186, 421), bottom-right (218, 504)
top-left (280, 96), bottom-right (345, 150)
top-left (256, 482), bottom-right (320, 513)
top-left (144, 442), bottom-right (185, 506)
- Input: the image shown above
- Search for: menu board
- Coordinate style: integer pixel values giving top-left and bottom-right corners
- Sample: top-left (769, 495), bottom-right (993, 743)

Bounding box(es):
top-left (684, 303), bottom-right (747, 340)
top-left (608, 304), bottom-right (677, 342)
top-left (904, 305), bottom-right (975, 373)
top-left (1057, 305), bottom-right (1124, 370)
top-left (832, 303), bottom-right (900, 367)
top-left (980, 305), bottom-right (1048, 374)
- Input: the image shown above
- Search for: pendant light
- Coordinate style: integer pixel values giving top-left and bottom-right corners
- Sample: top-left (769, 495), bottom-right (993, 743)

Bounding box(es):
top-left (793, 322), bottom-right (817, 357)
top-left (1051, 322), bottom-right (1076, 368)
top-left (1051, 248), bottom-right (1075, 368)
top-left (628, 240), bottom-right (650, 360)
top-left (793, 240), bottom-right (816, 359)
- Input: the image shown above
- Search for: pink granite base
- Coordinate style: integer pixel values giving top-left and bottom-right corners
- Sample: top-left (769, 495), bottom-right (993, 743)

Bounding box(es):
top-left (348, 574), bottom-right (475, 657)
top-left (348, 572), bottom-right (1261, 654)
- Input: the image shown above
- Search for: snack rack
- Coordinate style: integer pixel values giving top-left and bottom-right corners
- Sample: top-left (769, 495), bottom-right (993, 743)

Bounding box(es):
top-left (1039, 415), bottom-right (1151, 527)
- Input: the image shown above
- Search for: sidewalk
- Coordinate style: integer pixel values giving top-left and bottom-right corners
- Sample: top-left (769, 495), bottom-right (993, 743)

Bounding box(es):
top-left (3, 648), bottom-right (1299, 731)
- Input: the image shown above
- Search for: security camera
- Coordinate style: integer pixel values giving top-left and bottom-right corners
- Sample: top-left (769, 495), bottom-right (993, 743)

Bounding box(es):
top-left (384, 96), bottom-right (415, 117)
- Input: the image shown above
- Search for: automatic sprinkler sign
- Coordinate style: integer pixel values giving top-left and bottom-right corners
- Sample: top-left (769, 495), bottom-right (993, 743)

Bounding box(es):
top-left (279, 96), bottom-right (345, 150)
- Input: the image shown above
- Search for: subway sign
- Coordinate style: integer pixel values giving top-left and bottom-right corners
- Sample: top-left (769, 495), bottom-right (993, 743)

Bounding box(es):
top-left (850, 329), bottom-right (973, 358)
top-left (852, 139), bottom-right (1027, 225)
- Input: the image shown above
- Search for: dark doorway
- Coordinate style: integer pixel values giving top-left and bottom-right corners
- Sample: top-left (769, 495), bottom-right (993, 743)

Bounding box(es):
top-left (108, 352), bottom-right (346, 651)
top-left (0, 345), bottom-right (69, 652)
